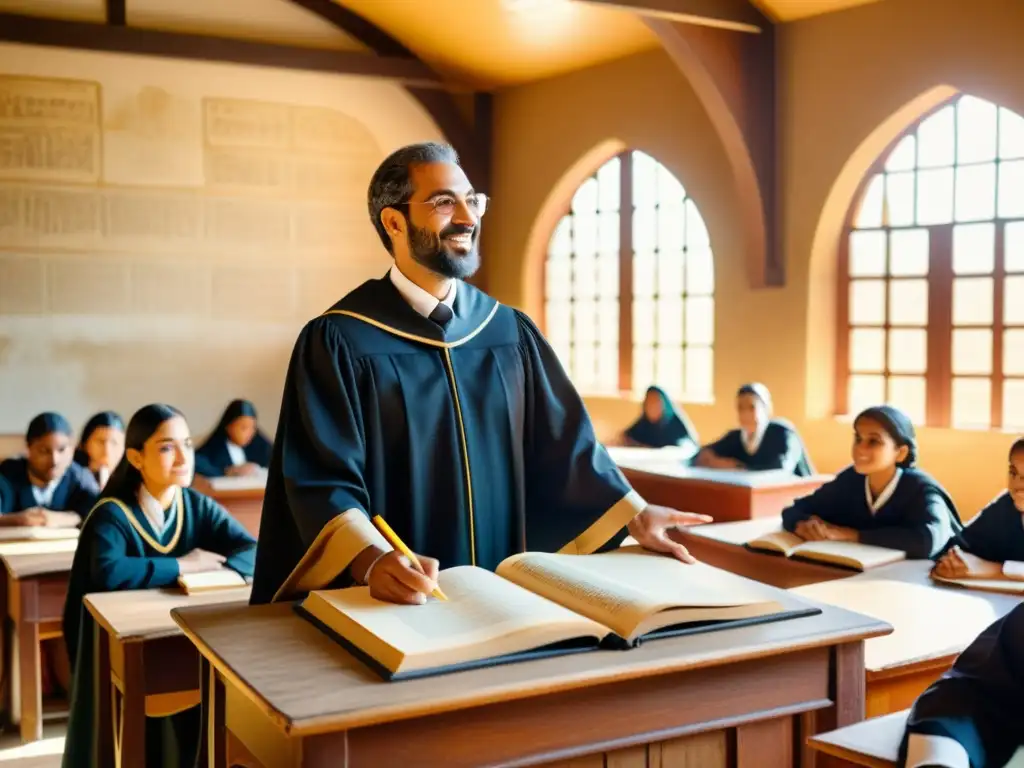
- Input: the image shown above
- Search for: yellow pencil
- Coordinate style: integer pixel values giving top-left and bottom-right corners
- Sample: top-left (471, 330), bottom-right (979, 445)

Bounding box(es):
top-left (371, 515), bottom-right (448, 601)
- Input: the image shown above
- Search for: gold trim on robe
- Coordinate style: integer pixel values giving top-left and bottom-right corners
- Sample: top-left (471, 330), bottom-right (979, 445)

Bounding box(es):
top-left (557, 490), bottom-right (647, 556)
top-left (321, 303), bottom-right (500, 349)
top-left (89, 488), bottom-right (185, 555)
top-left (442, 347), bottom-right (476, 566)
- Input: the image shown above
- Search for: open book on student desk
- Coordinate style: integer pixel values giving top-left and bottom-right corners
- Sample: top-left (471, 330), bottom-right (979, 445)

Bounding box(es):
top-left (930, 572), bottom-right (1024, 595)
top-left (745, 530), bottom-right (906, 571)
top-left (295, 547), bottom-right (819, 681)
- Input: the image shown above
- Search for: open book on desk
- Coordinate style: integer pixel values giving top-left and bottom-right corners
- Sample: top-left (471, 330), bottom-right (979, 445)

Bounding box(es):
top-left (746, 530), bottom-right (905, 571)
top-left (930, 572), bottom-right (1024, 595)
top-left (296, 547), bottom-right (819, 681)
top-left (178, 569), bottom-right (248, 595)
top-left (0, 526), bottom-right (80, 543)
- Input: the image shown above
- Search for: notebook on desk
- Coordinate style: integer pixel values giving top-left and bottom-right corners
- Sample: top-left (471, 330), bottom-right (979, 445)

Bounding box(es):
top-left (746, 530), bottom-right (906, 571)
top-left (930, 573), bottom-right (1024, 595)
top-left (178, 570), bottom-right (248, 595)
top-left (0, 526), bottom-right (80, 543)
top-left (295, 548), bottom-right (820, 681)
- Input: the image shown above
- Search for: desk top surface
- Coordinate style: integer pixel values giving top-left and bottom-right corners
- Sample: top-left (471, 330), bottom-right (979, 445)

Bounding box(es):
top-left (791, 560), bottom-right (1023, 675)
top-left (172, 589), bottom-right (887, 737)
top-left (0, 537), bottom-right (78, 578)
top-left (85, 586), bottom-right (252, 641)
top-left (613, 459), bottom-right (830, 489)
top-left (808, 711), bottom-right (905, 767)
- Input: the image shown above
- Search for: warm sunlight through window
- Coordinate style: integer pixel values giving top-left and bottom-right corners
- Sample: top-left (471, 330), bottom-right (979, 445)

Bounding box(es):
top-left (841, 94), bottom-right (1024, 429)
top-left (545, 151), bottom-right (715, 402)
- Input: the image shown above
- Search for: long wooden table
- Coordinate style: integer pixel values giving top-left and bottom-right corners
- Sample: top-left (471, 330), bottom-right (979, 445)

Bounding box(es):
top-left (0, 538), bottom-right (77, 743)
top-left (172, 589), bottom-right (889, 767)
top-left (614, 460), bottom-right (828, 523)
top-left (791, 560), bottom-right (1024, 718)
top-left (85, 586), bottom-right (252, 768)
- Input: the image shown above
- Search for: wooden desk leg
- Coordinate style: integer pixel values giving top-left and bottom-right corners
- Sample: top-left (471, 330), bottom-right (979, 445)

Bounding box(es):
top-left (16, 614), bottom-right (41, 743)
top-left (800, 642), bottom-right (867, 768)
top-left (95, 625), bottom-right (113, 767)
top-left (200, 658), bottom-right (226, 768)
top-left (115, 643), bottom-right (145, 768)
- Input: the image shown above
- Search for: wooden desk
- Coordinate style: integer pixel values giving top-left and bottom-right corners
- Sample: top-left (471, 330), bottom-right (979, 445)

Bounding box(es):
top-left (807, 711), bottom-right (905, 768)
top-left (85, 586), bottom-right (251, 768)
top-left (204, 487), bottom-right (264, 539)
top-left (791, 561), bottom-right (1024, 717)
top-left (616, 462), bottom-right (828, 523)
top-left (0, 538), bottom-right (77, 743)
top-left (676, 518), bottom-right (854, 589)
top-left (173, 593), bottom-right (889, 768)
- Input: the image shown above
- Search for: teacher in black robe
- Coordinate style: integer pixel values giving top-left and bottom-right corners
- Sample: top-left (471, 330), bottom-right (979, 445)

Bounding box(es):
top-left (251, 142), bottom-right (712, 606)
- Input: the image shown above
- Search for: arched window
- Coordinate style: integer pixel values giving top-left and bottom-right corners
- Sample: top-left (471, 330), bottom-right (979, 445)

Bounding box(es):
top-left (544, 150), bottom-right (715, 402)
top-left (839, 94), bottom-right (1024, 429)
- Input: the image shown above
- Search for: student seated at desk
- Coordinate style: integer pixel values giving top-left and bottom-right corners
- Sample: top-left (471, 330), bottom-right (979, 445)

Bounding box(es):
top-left (932, 438), bottom-right (1024, 582)
top-left (0, 411), bottom-right (99, 526)
top-left (695, 383), bottom-right (814, 475)
top-left (62, 403), bottom-right (256, 768)
top-left (613, 385), bottom-right (700, 451)
top-left (194, 398), bottom-right (272, 478)
top-left (781, 405), bottom-right (961, 559)
top-left (73, 411), bottom-right (124, 490)
top-left (899, 602), bottom-right (1024, 768)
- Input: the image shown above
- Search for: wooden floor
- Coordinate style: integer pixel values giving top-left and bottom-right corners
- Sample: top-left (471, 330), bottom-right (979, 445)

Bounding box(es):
top-left (0, 723), bottom-right (63, 767)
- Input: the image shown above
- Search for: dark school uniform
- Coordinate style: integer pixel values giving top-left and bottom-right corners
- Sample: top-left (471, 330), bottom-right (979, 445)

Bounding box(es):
top-left (193, 430), bottom-right (272, 478)
top-left (0, 458), bottom-right (99, 517)
top-left (702, 419), bottom-right (815, 476)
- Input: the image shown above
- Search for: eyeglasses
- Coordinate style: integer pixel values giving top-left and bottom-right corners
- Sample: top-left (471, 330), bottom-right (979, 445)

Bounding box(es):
top-left (406, 193), bottom-right (489, 218)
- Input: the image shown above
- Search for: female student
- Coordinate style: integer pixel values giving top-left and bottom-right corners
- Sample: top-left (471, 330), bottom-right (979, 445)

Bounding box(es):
top-left (615, 385), bottom-right (700, 453)
top-left (780, 405), bottom-right (962, 559)
top-left (695, 383), bottom-right (814, 475)
top-left (0, 412), bottom-right (99, 525)
top-left (73, 411), bottom-right (125, 490)
top-left (194, 399), bottom-right (272, 478)
top-left (932, 438), bottom-right (1024, 582)
top-left (899, 603), bottom-right (1024, 768)
top-left (61, 403), bottom-right (256, 768)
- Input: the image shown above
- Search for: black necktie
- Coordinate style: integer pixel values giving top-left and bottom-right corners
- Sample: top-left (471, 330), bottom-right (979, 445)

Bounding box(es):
top-left (429, 303), bottom-right (453, 329)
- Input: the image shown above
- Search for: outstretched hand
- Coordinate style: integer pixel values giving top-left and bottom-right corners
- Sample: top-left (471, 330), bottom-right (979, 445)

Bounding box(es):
top-left (627, 504), bottom-right (713, 564)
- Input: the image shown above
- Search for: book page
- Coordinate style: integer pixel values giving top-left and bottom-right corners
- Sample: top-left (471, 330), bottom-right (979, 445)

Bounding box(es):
top-left (931, 574), bottom-right (1024, 595)
top-left (800, 541), bottom-right (905, 570)
top-left (747, 530), bottom-right (803, 555)
top-left (178, 569), bottom-right (247, 594)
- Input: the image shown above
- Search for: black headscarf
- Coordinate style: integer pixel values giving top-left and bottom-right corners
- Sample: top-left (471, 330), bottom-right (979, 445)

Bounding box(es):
top-left (200, 399), bottom-right (259, 449)
top-left (74, 411), bottom-right (125, 468)
top-left (624, 386), bottom-right (699, 449)
top-left (26, 412), bottom-right (72, 443)
top-left (855, 405), bottom-right (918, 468)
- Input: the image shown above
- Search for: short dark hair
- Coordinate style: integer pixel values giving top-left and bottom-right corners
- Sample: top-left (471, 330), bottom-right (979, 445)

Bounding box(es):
top-left (1011, 437), bottom-right (1024, 459)
top-left (367, 142), bottom-right (460, 254)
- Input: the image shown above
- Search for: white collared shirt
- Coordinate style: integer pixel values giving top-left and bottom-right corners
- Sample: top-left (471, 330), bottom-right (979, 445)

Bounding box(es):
top-left (139, 485), bottom-right (175, 537)
top-left (225, 441), bottom-right (246, 467)
top-left (865, 468), bottom-right (902, 514)
top-left (389, 265), bottom-right (457, 319)
top-left (741, 423), bottom-right (767, 455)
top-left (31, 480), bottom-right (58, 508)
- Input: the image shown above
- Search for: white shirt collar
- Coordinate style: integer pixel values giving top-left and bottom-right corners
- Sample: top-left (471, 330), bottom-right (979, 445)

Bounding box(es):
top-left (225, 440), bottom-right (246, 467)
top-left (138, 484), bottom-right (176, 536)
top-left (865, 468), bottom-right (902, 513)
top-left (30, 479), bottom-right (59, 507)
top-left (741, 422), bottom-right (768, 455)
top-left (389, 265), bottom-right (457, 319)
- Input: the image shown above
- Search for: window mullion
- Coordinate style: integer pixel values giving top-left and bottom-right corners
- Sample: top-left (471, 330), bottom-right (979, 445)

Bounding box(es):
top-left (928, 224), bottom-right (954, 428)
top-left (993, 222), bottom-right (1006, 428)
top-left (618, 151), bottom-right (633, 394)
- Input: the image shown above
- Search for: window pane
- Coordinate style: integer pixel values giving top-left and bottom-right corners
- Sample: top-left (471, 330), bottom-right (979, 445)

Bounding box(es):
top-left (632, 151), bottom-right (657, 210)
top-left (633, 344), bottom-right (654, 393)
top-left (549, 216), bottom-right (573, 258)
top-left (633, 250), bottom-right (655, 298)
top-left (598, 299), bottom-right (619, 346)
top-left (855, 174), bottom-right (884, 229)
top-left (917, 105), bottom-right (955, 168)
top-left (597, 253), bottom-right (618, 298)
top-left (572, 177), bottom-right (598, 214)
top-left (1006, 276), bottom-right (1024, 325)
top-left (598, 211), bottom-right (619, 254)
top-left (1000, 108), bottom-right (1024, 160)
top-left (916, 168), bottom-right (954, 225)
top-left (684, 346), bottom-right (713, 400)
top-left (952, 328), bottom-right (993, 374)
top-left (658, 201), bottom-right (685, 252)
top-left (632, 298), bottom-right (655, 345)
top-left (887, 376), bottom-right (926, 425)
top-left (656, 298), bottom-right (684, 346)
top-left (1005, 329), bottom-right (1024, 375)
top-left (850, 280), bottom-right (886, 325)
top-left (952, 222), bottom-right (995, 275)
top-left (885, 135), bottom-right (916, 172)
top-left (573, 213), bottom-right (597, 259)
top-left (658, 249), bottom-right (684, 298)
top-left (954, 163), bottom-right (997, 222)
top-left (997, 160), bottom-right (1024, 218)
top-left (597, 157), bottom-right (621, 212)
top-left (685, 199), bottom-right (710, 247)
top-left (655, 345), bottom-right (683, 396)
top-left (657, 163), bottom-right (686, 201)
top-left (1006, 221), bottom-right (1024, 273)
top-left (546, 258), bottom-right (572, 300)
top-left (553, 339), bottom-right (571, 371)
top-left (889, 279), bottom-right (928, 326)
top-left (888, 329), bottom-right (927, 374)
top-left (885, 172), bottom-right (915, 226)
top-left (849, 230), bottom-right (886, 277)
top-left (957, 96), bottom-right (998, 164)
top-left (889, 228), bottom-right (929, 276)
top-left (686, 246), bottom-right (714, 296)
top-left (685, 296), bottom-right (714, 345)
top-left (573, 344), bottom-right (596, 388)
top-left (1004, 379), bottom-right (1024, 430)
top-left (596, 343), bottom-right (618, 391)
top-left (545, 301), bottom-right (571, 346)
top-left (952, 277), bottom-right (994, 326)
top-left (573, 253), bottom-right (596, 298)
top-left (952, 377), bottom-right (991, 429)
top-left (574, 299), bottom-right (597, 346)
top-left (850, 327), bottom-right (885, 372)
top-left (849, 374), bottom-right (885, 415)
top-left (632, 205), bottom-right (655, 254)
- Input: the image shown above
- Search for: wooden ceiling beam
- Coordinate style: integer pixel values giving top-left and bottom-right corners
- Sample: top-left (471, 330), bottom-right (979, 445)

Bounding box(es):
top-left (574, 0), bottom-right (767, 33)
top-left (105, 0), bottom-right (126, 26)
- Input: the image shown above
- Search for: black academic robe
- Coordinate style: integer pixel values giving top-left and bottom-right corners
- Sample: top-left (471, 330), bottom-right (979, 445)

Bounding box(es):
top-left (948, 493), bottom-right (1024, 564)
top-left (250, 276), bottom-right (640, 604)
top-left (193, 431), bottom-right (272, 478)
top-left (61, 488), bottom-right (255, 768)
top-left (780, 466), bottom-right (962, 559)
top-left (704, 420), bottom-right (815, 476)
top-left (0, 458), bottom-right (99, 517)
top-left (899, 603), bottom-right (1024, 768)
